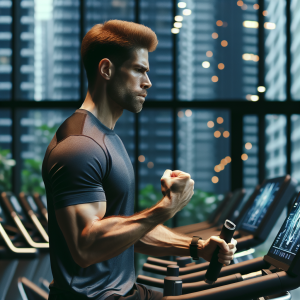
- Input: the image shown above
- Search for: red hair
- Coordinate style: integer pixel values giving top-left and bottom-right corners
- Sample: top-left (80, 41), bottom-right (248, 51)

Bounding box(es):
top-left (81, 20), bottom-right (158, 88)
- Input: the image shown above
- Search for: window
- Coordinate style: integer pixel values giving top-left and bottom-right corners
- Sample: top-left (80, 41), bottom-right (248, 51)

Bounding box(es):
top-left (264, 0), bottom-right (287, 101)
top-left (0, 109), bottom-right (12, 191)
top-left (177, 0), bottom-right (258, 101)
top-left (290, 0), bottom-right (300, 100)
top-left (140, 0), bottom-right (173, 100)
top-left (1, 1), bottom-right (299, 287)
top-left (243, 115), bottom-right (259, 189)
top-left (19, 109), bottom-right (74, 193)
top-left (0, 0), bottom-right (12, 100)
top-left (291, 115), bottom-right (300, 184)
top-left (138, 109), bottom-right (173, 211)
top-left (16, 1), bottom-right (81, 101)
top-left (177, 109), bottom-right (230, 226)
top-left (265, 115), bottom-right (287, 178)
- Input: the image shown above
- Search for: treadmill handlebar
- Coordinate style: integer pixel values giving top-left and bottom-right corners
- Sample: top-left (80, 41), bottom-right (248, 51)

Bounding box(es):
top-left (144, 235), bottom-right (257, 277)
top-left (161, 271), bottom-right (300, 300)
top-left (137, 273), bottom-right (243, 294)
top-left (205, 220), bottom-right (236, 284)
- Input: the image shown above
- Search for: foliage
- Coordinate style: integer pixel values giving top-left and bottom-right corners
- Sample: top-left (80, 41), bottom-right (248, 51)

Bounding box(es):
top-left (139, 184), bottom-right (221, 227)
top-left (21, 123), bottom-right (58, 194)
top-left (0, 148), bottom-right (15, 192)
top-left (177, 189), bottom-right (220, 226)
top-left (21, 158), bottom-right (45, 194)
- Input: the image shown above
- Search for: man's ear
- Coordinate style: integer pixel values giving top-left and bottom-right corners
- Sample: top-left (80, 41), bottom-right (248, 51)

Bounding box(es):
top-left (98, 58), bottom-right (114, 80)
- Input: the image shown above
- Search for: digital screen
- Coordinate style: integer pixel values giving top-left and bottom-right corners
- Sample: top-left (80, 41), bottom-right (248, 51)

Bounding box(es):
top-left (240, 178), bottom-right (284, 233)
top-left (268, 194), bottom-right (300, 266)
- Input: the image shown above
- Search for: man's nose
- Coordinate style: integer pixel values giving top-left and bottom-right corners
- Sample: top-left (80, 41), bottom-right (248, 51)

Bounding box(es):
top-left (141, 74), bottom-right (152, 89)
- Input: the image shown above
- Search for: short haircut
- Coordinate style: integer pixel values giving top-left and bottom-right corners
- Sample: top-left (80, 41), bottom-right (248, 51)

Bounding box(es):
top-left (81, 20), bottom-right (158, 88)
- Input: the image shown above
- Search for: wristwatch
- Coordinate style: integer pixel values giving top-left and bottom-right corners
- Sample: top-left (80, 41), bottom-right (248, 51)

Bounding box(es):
top-left (190, 236), bottom-right (202, 260)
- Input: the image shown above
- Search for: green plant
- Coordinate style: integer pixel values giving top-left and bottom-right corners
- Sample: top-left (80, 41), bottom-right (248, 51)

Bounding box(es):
top-left (21, 123), bottom-right (58, 194)
top-left (0, 148), bottom-right (15, 192)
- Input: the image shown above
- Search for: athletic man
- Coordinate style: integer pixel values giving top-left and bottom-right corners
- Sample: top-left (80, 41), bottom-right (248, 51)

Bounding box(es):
top-left (43, 20), bottom-right (237, 300)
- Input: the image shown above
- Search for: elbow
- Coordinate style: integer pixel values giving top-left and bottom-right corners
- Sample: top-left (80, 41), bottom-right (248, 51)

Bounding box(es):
top-left (73, 251), bottom-right (90, 268)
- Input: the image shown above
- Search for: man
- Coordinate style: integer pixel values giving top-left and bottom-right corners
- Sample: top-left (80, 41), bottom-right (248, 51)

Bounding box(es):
top-left (42, 20), bottom-right (237, 300)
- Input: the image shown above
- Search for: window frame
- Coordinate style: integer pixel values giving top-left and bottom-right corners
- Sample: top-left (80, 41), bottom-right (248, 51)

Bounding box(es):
top-left (0, 0), bottom-right (294, 228)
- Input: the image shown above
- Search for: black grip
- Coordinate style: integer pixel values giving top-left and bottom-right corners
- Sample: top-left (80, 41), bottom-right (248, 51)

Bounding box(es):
top-left (204, 220), bottom-right (236, 284)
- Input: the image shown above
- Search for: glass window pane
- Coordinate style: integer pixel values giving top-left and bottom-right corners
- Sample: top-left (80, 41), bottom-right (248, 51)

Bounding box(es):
top-left (137, 108), bottom-right (173, 276)
top-left (84, 0), bottom-right (135, 94)
top-left (138, 109), bottom-right (173, 211)
top-left (243, 115), bottom-right (259, 189)
top-left (0, 0), bottom-right (12, 100)
top-left (140, 0), bottom-right (173, 100)
top-left (177, 109), bottom-right (231, 226)
top-left (114, 110), bottom-right (135, 166)
top-left (19, 109), bottom-right (74, 193)
top-left (265, 115), bottom-right (287, 178)
top-left (291, 115), bottom-right (300, 183)
top-left (291, 0), bottom-right (300, 100)
top-left (16, 1), bottom-right (81, 101)
top-left (264, 0), bottom-right (286, 101)
top-left (177, 0), bottom-right (258, 101)
top-left (0, 109), bottom-right (13, 191)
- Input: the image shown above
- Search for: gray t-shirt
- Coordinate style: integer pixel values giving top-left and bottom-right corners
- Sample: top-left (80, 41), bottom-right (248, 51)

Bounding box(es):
top-left (42, 109), bottom-right (135, 299)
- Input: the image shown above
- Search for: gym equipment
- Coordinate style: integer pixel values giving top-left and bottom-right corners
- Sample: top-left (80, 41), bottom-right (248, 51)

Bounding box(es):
top-left (138, 192), bottom-right (300, 299)
top-left (0, 199), bottom-right (38, 300)
top-left (18, 193), bottom-right (52, 291)
top-left (141, 175), bottom-right (297, 275)
top-left (33, 193), bottom-right (48, 222)
top-left (0, 192), bottom-right (49, 300)
top-left (18, 277), bottom-right (48, 300)
top-left (18, 193), bottom-right (48, 242)
top-left (204, 219), bottom-right (236, 284)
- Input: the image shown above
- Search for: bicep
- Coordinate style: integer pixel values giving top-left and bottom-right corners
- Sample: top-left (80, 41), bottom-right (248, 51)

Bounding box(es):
top-left (55, 201), bottom-right (107, 259)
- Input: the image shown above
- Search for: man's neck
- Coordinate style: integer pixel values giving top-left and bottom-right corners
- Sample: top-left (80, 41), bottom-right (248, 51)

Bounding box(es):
top-left (80, 90), bottom-right (123, 130)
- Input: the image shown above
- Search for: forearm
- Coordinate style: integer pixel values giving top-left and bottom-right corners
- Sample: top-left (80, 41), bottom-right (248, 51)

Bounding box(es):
top-left (78, 198), bottom-right (171, 267)
top-left (134, 224), bottom-right (195, 257)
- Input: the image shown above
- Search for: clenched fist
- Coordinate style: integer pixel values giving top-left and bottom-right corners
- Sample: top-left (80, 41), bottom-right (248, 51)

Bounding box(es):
top-left (160, 169), bottom-right (194, 218)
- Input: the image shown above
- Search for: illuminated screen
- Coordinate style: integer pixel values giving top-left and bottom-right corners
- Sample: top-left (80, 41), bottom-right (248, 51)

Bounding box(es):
top-left (268, 194), bottom-right (300, 266)
top-left (240, 178), bottom-right (284, 232)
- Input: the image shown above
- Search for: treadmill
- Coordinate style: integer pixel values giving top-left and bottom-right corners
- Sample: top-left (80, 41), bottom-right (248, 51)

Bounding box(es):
top-left (0, 192), bottom-right (49, 300)
top-left (138, 192), bottom-right (300, 300)
top-left (0, 199), bottom-right (38, 300)
top-left (189, 175), bottom-right (297, 239)
top-left (143, 175), bottom-right (297, 274)
top-left (18, 193), bottom-right (52, 289)
top-left (33, 193), bottom-right (48, 222)
top-left (174, 192), bottom-right (233, 234)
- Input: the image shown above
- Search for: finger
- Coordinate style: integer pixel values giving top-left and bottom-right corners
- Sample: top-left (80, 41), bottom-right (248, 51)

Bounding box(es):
top-left (219, 249), bottom-right (235, 256)
top-left (161, 169), bottom-right (172, 179)
top-left (231, 238), bottom-right (237, 246)
top-left (210, 236), bottom-right (229, 252)
top-left (218, 259), bottom-right (231, 265)
top-left (171, 170), bottom-right (191, 179)
top-left (218, 253), bottom-right (234, 260)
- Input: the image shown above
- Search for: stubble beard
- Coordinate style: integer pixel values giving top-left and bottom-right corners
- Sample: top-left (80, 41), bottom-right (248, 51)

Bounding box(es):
top-left (108, 82), bottom-right (144, 114)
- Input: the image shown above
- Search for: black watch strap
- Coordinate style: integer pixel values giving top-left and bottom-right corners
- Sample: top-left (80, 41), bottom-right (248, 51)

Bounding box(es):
top-left (190, 236), bottom-right (202, 260)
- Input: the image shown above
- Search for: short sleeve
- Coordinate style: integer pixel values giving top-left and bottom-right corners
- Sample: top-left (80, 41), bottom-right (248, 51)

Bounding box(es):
top-left (46, 135), bottom-right (108, 210)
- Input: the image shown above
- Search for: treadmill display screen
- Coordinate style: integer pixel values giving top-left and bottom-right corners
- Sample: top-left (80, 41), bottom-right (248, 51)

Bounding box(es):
top-left (240, 178), bottom-right (284, 233)
top-left (268, 194), bottom-right (300, 266)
